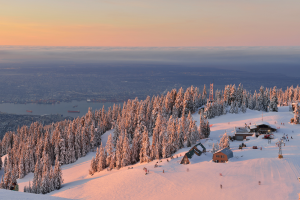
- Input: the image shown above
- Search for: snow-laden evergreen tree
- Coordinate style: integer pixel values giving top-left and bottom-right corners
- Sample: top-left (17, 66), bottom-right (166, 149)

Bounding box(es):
top-left (115, 133), bottom-right (123, 169)
top-left (166, 116), bottom-right (177, 154)
top-left (151, 114), bottom-right (163, 160)
top-left (176, 121), bottom-right (184, 150)
top-left (31, 158), bottom-right (40, 194)
top-left (254, 93), bottom-right (260, 110)
top-left (212, 143), bottom-right (216, 153)
top-left (97, 143), bottom-right (106, 171)
top-left (190, 121), bottom-right (199, 145)
top-left (0, 175), bottom-right (5, 189)
top-left (199, 112), bottom-right (207, 139)
top-left (205, 118), bottom-right (211, 139)
top-left (89, 157), bottom-right (96, 175)
top-left (229, 85), bottom-right (236, 105)
top-left (242, 90), bottom-right (248, 108)
top-left (19, 155), bottom-right (25, 179)
top-left (139, 129), bottom-right (151, 163)
top-left (40, 163), bottom-right (50, 194)
top-left (222, 101), bottom-right (227, 115)
top-left (53, 157), bottom-right (63, 190)
top-left (219, 132), bottom-right (230, 149)
top-left (105, 134), bottom-right (114, 168)
top-left (237, 83), bottom-right (243, 107)
top-left (224, 85), bottom-right (230, 104)
top-left (90, 124), bottom-right (96, 151)
top-left (269, 86), bottom-right (278, 112)
top-left (248, 94), bottom-right (254, 110)
top-left (4, 166), bottom-right (11, 189)
top-left (75, 124), bottom-right (82, 160)
top-left (241, 102), bottom-right (247, 113)
top-left (264, 88), bottom-right (270, 111)
top-left (131, 126), bottom-right (141, 163)
top-left (161, 136), bottom-right (169, 158)
top-left (121, 132), bottom-right (131, 167)
top-left (59, 134), bottom-right (66, 165)
top-left (214, 143), bottom-right (220, 152)
top-left (67, 126), bottom-right (76, 164)
top-left (229, 101), bottom-right (235, 114)
top-left (109, 152), bottom-right (116, 170)
top-left (257, 86), bottom-right (265, 111)
top-left (49, 167), bottom-right (55, 192)
top-left (294, 104), bottom-right (300, 124)
top-left (234, 101), bottom-right (239, 114)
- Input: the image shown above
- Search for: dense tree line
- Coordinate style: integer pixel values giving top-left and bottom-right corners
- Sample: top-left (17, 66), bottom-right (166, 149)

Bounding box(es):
top-left (89, 86), bottom-right (209, 174)
top-left (0, 106), bottom-right (116, 193)
top-left (204, 84), bottom-right (285, 118)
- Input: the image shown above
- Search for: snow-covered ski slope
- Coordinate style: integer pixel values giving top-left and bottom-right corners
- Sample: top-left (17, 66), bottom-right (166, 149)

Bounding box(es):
top-left (0, 189), bottom-right (71, 200)
top-left (8, 106), bottom-right (300, 199)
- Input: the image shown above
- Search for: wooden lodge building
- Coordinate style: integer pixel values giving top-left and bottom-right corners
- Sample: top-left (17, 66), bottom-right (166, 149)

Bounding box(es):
top-left (249, 122), bottom-right (277, 134)
top-left (234, 122), bottom-right (277, 140)
top-left (234, 126), bottom-right (253, 141)
top-left (180, 143), bottom-right (206, 165)
top-left (213, 148), bottom-right (233, 163)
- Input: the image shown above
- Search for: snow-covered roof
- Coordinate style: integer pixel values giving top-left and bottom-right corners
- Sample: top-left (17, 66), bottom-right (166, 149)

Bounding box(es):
top-left (250, 121), bottom-right (277, 130)
top-left (234, 127), bottom-right (250, 134)
top-left (215, 148), bottom-right (233, 159)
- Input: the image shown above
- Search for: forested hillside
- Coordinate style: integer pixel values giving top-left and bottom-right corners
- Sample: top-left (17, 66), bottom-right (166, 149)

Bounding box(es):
top-left (0, 84), bottom-right (299, 194)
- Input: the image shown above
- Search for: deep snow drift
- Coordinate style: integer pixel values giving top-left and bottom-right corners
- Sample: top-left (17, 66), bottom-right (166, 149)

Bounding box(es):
top-left (2, 106), bottom-right (300, 200)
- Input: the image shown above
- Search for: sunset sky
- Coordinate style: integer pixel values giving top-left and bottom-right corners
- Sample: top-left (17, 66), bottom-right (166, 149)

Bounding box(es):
top-left (0, 0), bottom-right (299, 46)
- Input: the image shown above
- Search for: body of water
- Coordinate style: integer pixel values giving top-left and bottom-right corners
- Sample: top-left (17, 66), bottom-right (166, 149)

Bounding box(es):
top-left (0, 101), bottom-right (121, 118)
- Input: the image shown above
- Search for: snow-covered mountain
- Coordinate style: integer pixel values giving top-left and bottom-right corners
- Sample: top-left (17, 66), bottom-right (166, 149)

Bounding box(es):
top-left (3, 106), bottom-right (300, 200)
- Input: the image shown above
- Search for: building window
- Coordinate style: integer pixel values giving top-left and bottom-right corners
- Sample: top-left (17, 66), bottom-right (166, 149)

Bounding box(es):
top-left (216, 155), bottom-right (219, 158)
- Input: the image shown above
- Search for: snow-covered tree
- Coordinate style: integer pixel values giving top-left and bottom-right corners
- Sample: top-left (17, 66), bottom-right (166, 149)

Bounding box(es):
top-left (105, 134), bottom-right (114, 168)
top-left (53, 157), bottom-right (63, 190)
top-left (294, 104), bottom-right (300, 124)
top-left (97, 143), bottom-right (106, 171)
top-left (269, 86), bottom-right (278, 112)
top-left (229, 101), bottom-right (235, 114)
top-left (139, 129), bottom-right (151, 163)
top-left (241, 102), bottom-right (247, 113)
top-left (219, 132), bottom-right (230, 149)
top-left (121, 133), bottom-right (131, 167)
top-left (89, 157), bottom-right (96, 176)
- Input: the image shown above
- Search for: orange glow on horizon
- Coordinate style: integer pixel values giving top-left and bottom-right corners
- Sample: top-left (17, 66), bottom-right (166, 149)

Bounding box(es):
top-left (0, 0), bottom-right (299, 47)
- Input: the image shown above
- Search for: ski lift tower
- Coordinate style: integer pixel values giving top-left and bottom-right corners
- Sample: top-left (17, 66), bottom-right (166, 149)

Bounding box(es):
top-left (209, 83), bottom-right (214, 103)
top-left (276, 139), bottom-right (284, 159)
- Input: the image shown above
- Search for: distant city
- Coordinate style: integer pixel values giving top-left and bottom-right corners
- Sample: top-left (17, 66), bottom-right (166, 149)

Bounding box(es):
top-left (0, 64), bottom-right (299, 105)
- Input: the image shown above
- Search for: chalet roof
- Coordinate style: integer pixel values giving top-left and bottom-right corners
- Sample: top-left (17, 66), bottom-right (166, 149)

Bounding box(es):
top-left (249, 121), bottom-right (277, 130)
top-left (215, 148), bottom-right (233, 159)
top-left (234, 127), bottom-right (251, 134)
top-left (184, 142), bottom-right (206, 159)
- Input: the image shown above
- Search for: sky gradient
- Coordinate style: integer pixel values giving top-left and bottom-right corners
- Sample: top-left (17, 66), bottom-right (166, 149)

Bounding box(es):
top-left (0, 0), bottom-right (300, 46)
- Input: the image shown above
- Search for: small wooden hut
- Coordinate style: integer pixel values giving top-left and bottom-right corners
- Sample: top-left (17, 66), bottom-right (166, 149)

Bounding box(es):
top-left (212, 148), bottom-right (233, 163)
